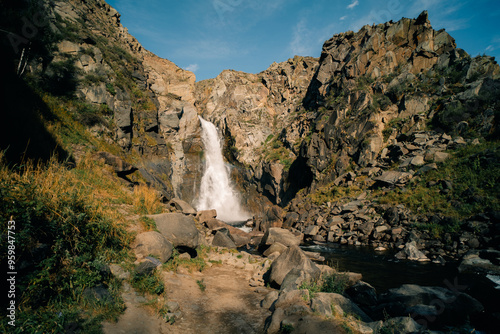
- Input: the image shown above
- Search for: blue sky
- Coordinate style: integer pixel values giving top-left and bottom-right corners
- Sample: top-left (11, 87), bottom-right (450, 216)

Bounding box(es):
top-left (107, 0), bottom-right (500, 81)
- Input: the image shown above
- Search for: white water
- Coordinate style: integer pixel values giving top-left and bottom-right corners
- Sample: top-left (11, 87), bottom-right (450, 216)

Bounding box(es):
top-left (195, 116), bottom-right (249, 223)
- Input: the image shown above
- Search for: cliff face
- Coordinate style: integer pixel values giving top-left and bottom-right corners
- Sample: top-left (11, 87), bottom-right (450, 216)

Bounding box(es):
top-left (5, 0), bottom-right (204, 200)
top-left (198, 11), bottom-right (499, 207)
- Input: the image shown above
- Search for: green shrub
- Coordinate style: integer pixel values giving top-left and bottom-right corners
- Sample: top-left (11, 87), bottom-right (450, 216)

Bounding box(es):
top-left (131, 272), bottom-right (165, 295)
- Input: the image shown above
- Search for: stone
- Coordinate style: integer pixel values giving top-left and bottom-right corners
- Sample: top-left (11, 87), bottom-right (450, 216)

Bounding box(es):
top-left (95, 151), bottom-right (137, 176)
top-left (358, 222), bottom-right (374, 236)
top-left (212, 229), bottom-right (237, 249)
top-left (380, 284), bottom-right (484, 327)
top-left (273, 289), bottom-right (310, 310)
top-left (280, 268), bottom-right (316, 293)
top-left (261, 290), bottom-right (279, 310)
top-left (263, 242), bottom-right (288, 257)
top-left (168, 198), bottom-right (197, 215)
top-left (109, 264), bottom-right (130, 280)
top-left (310, 292), bottom-right (372, 322)
top-left (135, 257), bottom-right (162, 275)
top-left (197, 209), bottom-right (217, 225)
top-left (166, 301), bottom-right (180, 313)
top-left (346, 281), bottom-right (378, 307)
top-left (132, 231), bottom-right (174, 263)
top-left (410, 155), bottom-right (425, 166)
top-left (260, 227), bottom-right (301, 249)
top-left (304, 225), bottom-right (320, 236)
top-left (395, 241), bottom-right (429, 261)
top-left (149, 213), bottom-right (199, 249)
top-left (374, 171), bottom-right (413, 186)
top-left (458, 250), bottom-right (500, 275)
top-left (268, 245), bottom-right (321, 287)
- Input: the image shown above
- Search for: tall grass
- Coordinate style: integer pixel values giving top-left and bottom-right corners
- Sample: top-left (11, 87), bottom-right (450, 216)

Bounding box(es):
top-left (133, 184), bottom-right (164, 215)
top-left (0, 153), bottom-right (134, 333)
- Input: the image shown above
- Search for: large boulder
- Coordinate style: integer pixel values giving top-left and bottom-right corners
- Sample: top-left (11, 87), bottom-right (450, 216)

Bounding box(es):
top-left (311, 292), bottom-right (372, 323)
top-left (212, 229), bottom-right (237, 249)
top-left (168, 198), bottom-right (197, 215)
top-left (197, 209), bottom-right (217, 225)
top-left (345, 281), bottom-right (378, 307)
top-left (205, 218), bottom-right (251, 247)
top-left (132, 231), bottom-right (174, 263)
top-left (149, 213), bottom-right (199, 249)
top-left (268, 245), bottom-right (321, 287)
top-left (260, 227), bottom-right (302, 249)
top-left (378, 284), bottom-right (484, 327)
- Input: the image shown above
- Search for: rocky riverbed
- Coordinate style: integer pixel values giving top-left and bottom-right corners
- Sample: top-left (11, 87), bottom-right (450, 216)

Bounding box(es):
top-left (102, 200), bottom-right (499, 333)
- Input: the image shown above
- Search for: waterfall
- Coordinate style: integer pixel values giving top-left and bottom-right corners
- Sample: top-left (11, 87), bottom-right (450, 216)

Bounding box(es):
top-left (196, 116), bottom-right (249, 223)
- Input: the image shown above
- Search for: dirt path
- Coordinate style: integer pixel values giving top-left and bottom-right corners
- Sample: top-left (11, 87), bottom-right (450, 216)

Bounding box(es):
top-left (103, 251), bottom-right (273, 334)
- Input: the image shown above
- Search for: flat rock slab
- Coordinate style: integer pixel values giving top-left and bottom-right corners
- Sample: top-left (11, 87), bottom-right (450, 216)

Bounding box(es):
top-left (374, 171), bottom-right (413, 186)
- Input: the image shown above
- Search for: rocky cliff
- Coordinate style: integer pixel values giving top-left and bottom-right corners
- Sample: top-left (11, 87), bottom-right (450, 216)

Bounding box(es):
top-left (1, 0), bottom-right (206, 200)
top-left (196, 11), bottom-right (499, 210)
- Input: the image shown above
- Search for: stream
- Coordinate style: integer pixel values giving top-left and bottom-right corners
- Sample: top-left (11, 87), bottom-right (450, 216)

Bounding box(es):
top-left (301, 243), bottom-right (500, 332)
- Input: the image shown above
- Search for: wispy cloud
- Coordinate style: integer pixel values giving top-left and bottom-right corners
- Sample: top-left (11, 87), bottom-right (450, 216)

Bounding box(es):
top-left (340, 15), bottom-right (347, 21)
top-left (185, 64), bottom-right (199, 72)
top-left (175, 39), bottom-right (242, 60)
top-left (347, 0), bottom-right (359, 10)
top-left (290, 18), bottom-right (313, 56)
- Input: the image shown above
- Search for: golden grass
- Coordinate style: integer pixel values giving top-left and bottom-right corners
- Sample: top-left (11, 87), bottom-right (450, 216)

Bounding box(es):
top-left (133, 184), bottom-right (165, 215)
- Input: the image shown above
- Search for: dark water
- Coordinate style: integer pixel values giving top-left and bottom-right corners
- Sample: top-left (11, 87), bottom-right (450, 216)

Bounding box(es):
top-left (301, 243), bottom-right (458, 292)
top-left (301, 243), bottom-right (500, 332)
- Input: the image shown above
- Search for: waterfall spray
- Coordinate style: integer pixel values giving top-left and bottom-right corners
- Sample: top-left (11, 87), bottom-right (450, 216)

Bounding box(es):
top-left (196, 116), bottom-right (249, 222)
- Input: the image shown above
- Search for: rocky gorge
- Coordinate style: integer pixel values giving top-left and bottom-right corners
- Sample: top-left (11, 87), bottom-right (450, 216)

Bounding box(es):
top-left (1, 0), bottom-right (499, 333)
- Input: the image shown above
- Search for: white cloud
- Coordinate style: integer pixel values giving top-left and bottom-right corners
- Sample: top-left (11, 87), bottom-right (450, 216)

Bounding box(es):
top-left (340, 15), bottom-right (347, 21)
top-left (347, 0), bottom-right (359, 10)
top-left (185, 64), bottom-right (199, 72)
top-left (290, 18), bottom-right (313, 56)
top-left (485, 45), bottom-right (494, 52)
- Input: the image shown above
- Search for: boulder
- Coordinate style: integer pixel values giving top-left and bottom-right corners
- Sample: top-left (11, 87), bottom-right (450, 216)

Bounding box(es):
top-left (458, 250), bottom-right (500, 275)
top-left (132, 231), bottom-right (174, 263)
top-left (310, 292), bottom-right (372, 322)
top-left (374, 171), bottom-right (413, 187)
top-left (149, 213), bottom-right (199, 249)
top-left (168, 198), bottom-right (197, 215)
top-left (268, 245), bottom-right (321, 287)
top-left (260, 227), bottom-right (302, 249)
top-left (135, 256), bottom-right (162, 275)
top-left (212, 229), bottom-right (237, 249)
top-left (259, 205), bottom-right (284, 232)
top-left (395, 241), bottom-right (429, 261)
top-left (197, 209), bottom-right (217, 225)
top-left (263, 242), bottom-right (288, 257)
top-left (280, 267), bottom-right (316, 293)
top-left (204, 218), bottom-right (251, 247)
top-left (379, 284), bottom-right (484, 327)
top-left (95, 151), bottom-right (137, 176)
top-left (261, 290), bottom-right (279, 310)
top-left (345, 281), bottom-right (378, 307)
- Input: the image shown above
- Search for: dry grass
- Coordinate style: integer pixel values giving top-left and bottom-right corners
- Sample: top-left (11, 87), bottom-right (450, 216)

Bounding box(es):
top-left (133, 184), bottom-right (165, 215)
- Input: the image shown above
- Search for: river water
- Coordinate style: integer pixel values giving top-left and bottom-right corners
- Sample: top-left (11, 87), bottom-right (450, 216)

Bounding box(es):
top-left (301, 243), bottom-right (500, 332)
